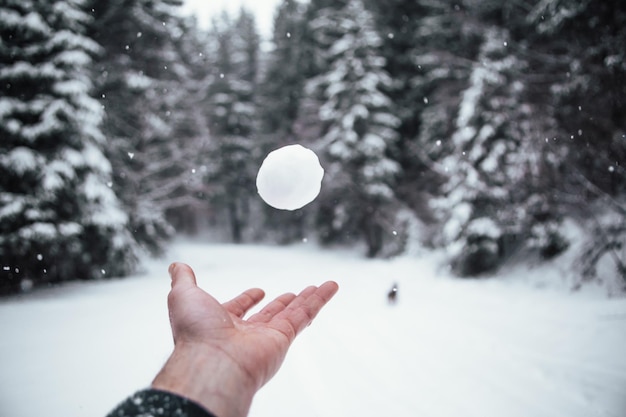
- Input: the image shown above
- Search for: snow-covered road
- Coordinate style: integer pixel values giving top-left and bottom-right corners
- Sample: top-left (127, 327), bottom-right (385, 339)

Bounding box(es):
top-left (1, 242), bottom-right (625, 417)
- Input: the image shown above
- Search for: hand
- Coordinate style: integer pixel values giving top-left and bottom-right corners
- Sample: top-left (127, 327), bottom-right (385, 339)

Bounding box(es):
top-left (152, 262), bottom-right (339, 417)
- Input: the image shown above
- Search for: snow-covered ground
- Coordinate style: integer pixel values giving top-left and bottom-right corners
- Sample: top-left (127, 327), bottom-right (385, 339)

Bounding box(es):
top-left (1, 241), bottom-right (625, 417)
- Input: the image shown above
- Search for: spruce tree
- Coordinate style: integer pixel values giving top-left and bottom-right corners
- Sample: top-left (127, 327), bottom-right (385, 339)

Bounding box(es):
top-left (205, 9), bottom-right (260, 243)
top-left (0, 0), bottom-right (137, 293)
top-left (366, 0), bottom-right (431, 153)
top-left (256, 0), bottom-right (312, 244)
top-left (527, 0), bottom-right (626, 197)
top-left (90, 0), bottom-right (205, 253)
top-left (364, 1), bottom-right (485, 246)
top-left (261, 0), bottom-right (308, 141)
top-left (437, 26), bottom-right (570, 275)
top-left (526, 0), bottom-right (626, 281)
top-left (307, 0), bottom-right (401, 257)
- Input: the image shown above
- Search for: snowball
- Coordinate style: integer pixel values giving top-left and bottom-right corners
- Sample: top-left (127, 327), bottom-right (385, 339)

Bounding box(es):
top-left (256, 144), bottom-right (324, 211)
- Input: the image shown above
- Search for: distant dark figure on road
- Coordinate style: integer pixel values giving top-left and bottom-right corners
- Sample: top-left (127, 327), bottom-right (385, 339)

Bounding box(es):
top-left (387, 283), bottom-right (398, 305)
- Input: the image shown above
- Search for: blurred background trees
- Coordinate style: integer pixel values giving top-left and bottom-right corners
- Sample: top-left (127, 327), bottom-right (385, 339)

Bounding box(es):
top-left (305, 0), bottom-right (402, 257)
top-left (203, 9), bottom-right (260, 243)
top-left (90, 0), bottom-right (208, 255)
top-left (1, 0), bottom-right (624, 293)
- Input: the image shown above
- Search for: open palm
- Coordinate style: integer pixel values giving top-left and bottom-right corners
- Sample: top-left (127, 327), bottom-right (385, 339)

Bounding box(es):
top-left (165, 262), bottom-right (339, 391)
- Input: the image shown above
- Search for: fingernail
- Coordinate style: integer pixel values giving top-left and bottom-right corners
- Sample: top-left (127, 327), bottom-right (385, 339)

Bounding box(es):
top-left (168, 263), bottom-right (177, 278)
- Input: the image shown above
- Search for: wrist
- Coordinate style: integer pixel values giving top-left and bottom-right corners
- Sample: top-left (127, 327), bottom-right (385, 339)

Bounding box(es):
top-left (152, 342), bottom-right (256, 417)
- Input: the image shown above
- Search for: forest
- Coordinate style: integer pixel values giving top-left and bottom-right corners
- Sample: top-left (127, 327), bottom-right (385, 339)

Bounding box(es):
top-left (1, 0), bottom-right (625, 294)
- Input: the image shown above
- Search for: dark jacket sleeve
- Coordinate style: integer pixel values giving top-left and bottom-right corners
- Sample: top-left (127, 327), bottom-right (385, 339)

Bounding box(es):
top-left (106, 389), bottom-right (216, 417)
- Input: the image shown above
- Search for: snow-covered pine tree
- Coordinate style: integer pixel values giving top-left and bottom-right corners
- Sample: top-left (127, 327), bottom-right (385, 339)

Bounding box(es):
top-left (366, 0), bottom-right (435, 165)
top-left (162, 16), bottom-right (216, 234)
top-left (204, 9), bottom-right (260, 243)
top-left (90, 0), bottom-right (206, 254)
top-left (526, 0), bottom-right (625, 195)
top-left (0, 0), bottom-right (137, 294)
top-left (288, 0), bottom-right (352, 147)
top-left (256, 0), bottom-right (312, 244)
top-left (307, 0), bottom-right (401, 257)
top-left (526, 0), bottom-right (626, 283)
top-left (370, 0), bottom-right (478, 236)
top-left (261, 0), bottom-right (308, 141)
top-left (437, 26), bottom-right (570, 276)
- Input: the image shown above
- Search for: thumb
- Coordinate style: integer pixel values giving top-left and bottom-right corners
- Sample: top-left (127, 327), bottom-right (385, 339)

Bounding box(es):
top-left (169, 262), bottom-right (197, 290)
top-left (167, 263), bottom-right (200, 344)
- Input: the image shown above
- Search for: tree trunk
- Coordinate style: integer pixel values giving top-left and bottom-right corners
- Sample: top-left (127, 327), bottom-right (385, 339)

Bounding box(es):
top-left (363, 215), bottom-right (383, 258)
top-left (228, 198), bottom-right (242, 243)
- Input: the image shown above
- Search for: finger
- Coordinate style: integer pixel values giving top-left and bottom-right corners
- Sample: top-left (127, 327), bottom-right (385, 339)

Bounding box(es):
top-left (168, 262), bottom-right (197, 290)
top-left (223, 288), bottom-right (265, 318)
top-left (271, 281), bottom-right (339, 342)
top-left (248, 292), bottom-right (297, 323)
top-left (296, 285), bottom-right (319, 299)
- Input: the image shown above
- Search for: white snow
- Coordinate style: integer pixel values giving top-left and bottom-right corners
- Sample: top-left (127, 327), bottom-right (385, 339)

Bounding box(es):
top-left (466, 217), bottom-right (502, 239)
top-left (22, 100), bottom-right (68, 142)
top-left (1, 147), bottom-right (41, 175)
top-left (0, 10), bottom-right (51, 36)
top-left (0, 62), bottom-right (63, 84)
top-left (0, 241), bottom-right (624, 417)
top-left (0, 199), bottom-right (24, 220)
top-left (256, 144), bottom-right (324, 211)
top-left (17, 222), bottom-right (57, 240)
top-left (125, 71), bottom-right (153, 90)
top-left (52, 51), bottom-right (92, 69)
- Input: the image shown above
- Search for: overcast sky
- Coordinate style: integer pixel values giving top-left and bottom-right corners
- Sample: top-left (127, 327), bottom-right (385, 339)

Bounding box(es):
top-left (181, 0), bottom-right (282, 39)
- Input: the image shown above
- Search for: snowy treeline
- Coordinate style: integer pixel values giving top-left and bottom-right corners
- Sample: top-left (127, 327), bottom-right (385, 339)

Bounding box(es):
top-left (1, 0), bottom-right (625, 294)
